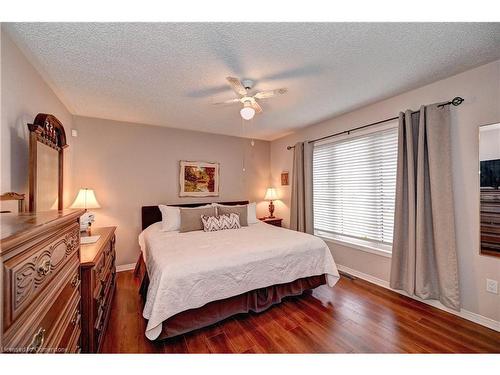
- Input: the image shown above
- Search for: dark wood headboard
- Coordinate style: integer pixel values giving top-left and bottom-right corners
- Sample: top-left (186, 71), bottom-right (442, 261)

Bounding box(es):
top-left (141, 201), bottom-right (249, 230)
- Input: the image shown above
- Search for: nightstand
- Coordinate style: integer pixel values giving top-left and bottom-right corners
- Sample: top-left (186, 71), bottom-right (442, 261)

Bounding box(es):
top-left (259, 217), bottom-right (283, 227)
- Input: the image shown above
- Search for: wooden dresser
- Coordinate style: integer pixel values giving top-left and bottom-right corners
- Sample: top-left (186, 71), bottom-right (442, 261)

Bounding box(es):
top-left (80, 227), bottom-right (116, 353)
top-left (0, 209), bottom-right (84, 353)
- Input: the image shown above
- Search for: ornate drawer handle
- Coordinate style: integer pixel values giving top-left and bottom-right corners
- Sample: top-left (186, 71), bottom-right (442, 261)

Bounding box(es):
top-left (37, 260), bottom-right (51, 276)
top-left (105, 244), bottom-right (112, 254)
top-left (71, 274), bottom-right (80, 289)
top-left (100, 267), bottom-right (109, 281)
top-left (71, 309), bottom-right (81, 326)
top-left (95, 309), bottom-right (104, 331)
top-left (27, 327), bottom-right (46, 353)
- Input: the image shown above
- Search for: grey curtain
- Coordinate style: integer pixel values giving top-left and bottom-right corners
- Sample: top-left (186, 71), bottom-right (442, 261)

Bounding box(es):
top-left (390, 104), bottom-right (460, 310)
top-left (290, 141), bottom-right (313, 234)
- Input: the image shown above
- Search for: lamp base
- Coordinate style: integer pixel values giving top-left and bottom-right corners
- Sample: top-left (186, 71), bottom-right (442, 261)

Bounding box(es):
top-left (268, 200), bottom-right (275, 218)
top-left (79, 211), bottom-right (95, 234)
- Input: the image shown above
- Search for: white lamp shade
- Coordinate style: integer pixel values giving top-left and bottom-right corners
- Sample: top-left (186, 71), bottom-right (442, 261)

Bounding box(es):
top-left (240, 105), bottom-right (255, 120)
top-left (70, 188), bottom-right (101, 209)
top-left (264, 187), bottom-right (278, 201)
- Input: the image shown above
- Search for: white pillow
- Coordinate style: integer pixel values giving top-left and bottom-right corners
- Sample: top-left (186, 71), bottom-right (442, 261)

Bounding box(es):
top-left (214, 202), bottom-right (258, 224)
top-left (159, 204), bottom-right (214, 232)
top-left (247, 202), bottom-right (258, 224)
top-left (158, 205), bottom-right (181, 232)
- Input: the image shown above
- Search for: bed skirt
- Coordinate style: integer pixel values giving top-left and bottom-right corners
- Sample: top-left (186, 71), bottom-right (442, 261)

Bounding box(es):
top-left (134, 255), bottom-right (326, 340)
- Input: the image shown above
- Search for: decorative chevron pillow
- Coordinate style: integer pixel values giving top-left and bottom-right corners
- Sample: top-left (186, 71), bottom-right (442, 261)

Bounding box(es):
top-left (201, 213), bottom-right (241, 232)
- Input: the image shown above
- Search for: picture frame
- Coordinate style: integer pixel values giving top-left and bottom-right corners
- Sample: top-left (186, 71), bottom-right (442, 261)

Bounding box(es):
top-left (281, 171), bottom-right (289, 186)
top-left (179, 160), bottom-right (220, 197)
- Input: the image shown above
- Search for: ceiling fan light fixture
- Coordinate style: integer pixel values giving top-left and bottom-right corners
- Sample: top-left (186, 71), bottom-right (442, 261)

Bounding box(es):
top-left (214, 76), bottom-right (287, 120)
top-left (240, 103), bottom-right (255, 120)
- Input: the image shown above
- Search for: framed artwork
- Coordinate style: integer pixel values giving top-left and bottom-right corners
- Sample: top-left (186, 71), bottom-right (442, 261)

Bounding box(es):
top-left (281, 171), bottom-right (289, 186)
top-left (179, 161), bottom-right (220, 197)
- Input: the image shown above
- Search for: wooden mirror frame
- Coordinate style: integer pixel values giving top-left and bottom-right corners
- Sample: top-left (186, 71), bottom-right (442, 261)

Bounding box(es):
top-left (479, 122), bottom-right (500, 258)
top-left (27, 113), bottom-right (68, 212)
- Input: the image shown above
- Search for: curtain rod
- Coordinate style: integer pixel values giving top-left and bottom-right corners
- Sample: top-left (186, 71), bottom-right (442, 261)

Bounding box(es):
top-left (286, 96), bottom-right (464, 150)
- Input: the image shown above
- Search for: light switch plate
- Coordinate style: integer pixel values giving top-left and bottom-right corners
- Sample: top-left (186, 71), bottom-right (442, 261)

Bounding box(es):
top-left (486, 279), bottom-right (498, 294)
top-left (71, 129), bottom-right (78, 137)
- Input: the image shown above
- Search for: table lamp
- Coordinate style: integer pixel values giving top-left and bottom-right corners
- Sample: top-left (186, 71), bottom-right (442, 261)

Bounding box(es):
top-left (70, 188), bottom-right (101, 234)
top-left (264, 187), bottom-right (278, 218)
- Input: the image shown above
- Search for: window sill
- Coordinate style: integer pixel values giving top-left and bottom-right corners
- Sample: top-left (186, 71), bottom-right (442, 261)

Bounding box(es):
top-left (317, 234), bottom-right (392, 258)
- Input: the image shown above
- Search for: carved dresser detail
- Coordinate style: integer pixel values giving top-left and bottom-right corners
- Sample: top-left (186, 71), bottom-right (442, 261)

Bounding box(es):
top-left (1, 209), bottom-right (85, 353)
top-left (80, 227), bottom-right (116, 353)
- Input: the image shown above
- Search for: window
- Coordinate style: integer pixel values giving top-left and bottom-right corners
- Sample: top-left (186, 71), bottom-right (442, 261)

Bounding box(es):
top-left (312, 123), bottom-right (398, 253)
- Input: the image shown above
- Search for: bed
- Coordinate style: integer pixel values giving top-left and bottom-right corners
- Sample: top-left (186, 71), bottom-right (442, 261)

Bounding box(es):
top-left (136, 201), bottom-right (340, 341)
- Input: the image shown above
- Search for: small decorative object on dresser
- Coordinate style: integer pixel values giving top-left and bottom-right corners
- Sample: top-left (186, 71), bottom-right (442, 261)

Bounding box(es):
top-left (70, 188), bottom-right (101, 236)
top-left (259, 217), bottom-right (283, 227)
top-left (0, 209), bottom-right (85, 353)
top-left (179, 160), bottom-right (219, 197)
top-left (264, 187), bottom-right (278, 218)
top-left (80, 226), bottom-right (116, 353)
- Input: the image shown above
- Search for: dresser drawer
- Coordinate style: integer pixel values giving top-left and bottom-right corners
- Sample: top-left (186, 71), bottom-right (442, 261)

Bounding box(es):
top-left (56, 296), bottom-right (81, 353)
top-left (93, 269), bottom-right (115, 349)
top-left (93, 247), bottom-right (115, 298)
top-left (104, 243), bottom-right (115, 278)
top-left (67, 325), bottom-right (82, 354)
top-left (104, 235), bottom-right (114, 258)
top-left (3, 222), bottom-right (80, 328)
top-left (93, 251), bottom-right (106, 296)
top-left (4, 258), bottom-right (80, 352)
top-left (94, 269), bottom-right (114, 328)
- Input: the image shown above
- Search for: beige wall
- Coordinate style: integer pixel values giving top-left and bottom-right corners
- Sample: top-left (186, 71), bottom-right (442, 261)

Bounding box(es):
top-left (271, 59), bottom-right (500, 322)
top-left (1, 27), bottom-right (74, 205)
top-left (71, 116), bottom-right (271, 266)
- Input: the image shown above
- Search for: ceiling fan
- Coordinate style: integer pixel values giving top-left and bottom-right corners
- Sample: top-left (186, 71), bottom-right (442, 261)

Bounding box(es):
top-left (213, 77), bottom-right (287, 120)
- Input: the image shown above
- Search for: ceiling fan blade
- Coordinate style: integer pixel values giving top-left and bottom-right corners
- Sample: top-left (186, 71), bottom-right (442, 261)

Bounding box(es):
top-left (254, 88), bottom-right (287, 99)
top-left (251, 101), bottom-right (263, 114)
top-left (212, 98), bottom-right (241, 105)
top-left (226, 76), bottom-right (247, 96)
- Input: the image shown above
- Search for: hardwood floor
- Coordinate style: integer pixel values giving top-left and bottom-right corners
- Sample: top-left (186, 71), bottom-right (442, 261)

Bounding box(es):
top-left (100, 271), bottom-right (500, 353)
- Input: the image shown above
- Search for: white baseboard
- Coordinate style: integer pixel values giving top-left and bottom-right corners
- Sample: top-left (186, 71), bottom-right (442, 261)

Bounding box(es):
top-left (337, 264), bottom-right (500, 332)
top-left (116, 263), bottom-right (136, 272)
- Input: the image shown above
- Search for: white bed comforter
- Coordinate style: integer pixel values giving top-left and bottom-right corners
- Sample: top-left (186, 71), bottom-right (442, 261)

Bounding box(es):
top-left (139, 222), bottom-right (340, 340)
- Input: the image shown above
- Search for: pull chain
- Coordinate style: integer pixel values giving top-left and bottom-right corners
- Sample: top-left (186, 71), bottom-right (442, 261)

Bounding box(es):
top-left (241, 116), bottom-right (256, 172)
top-left (241, 116), bottom-right (246, 172)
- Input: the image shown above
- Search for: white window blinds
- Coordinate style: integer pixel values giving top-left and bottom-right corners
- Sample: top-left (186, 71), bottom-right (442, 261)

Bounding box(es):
top-left (313, 124), bottom-right (398, 246)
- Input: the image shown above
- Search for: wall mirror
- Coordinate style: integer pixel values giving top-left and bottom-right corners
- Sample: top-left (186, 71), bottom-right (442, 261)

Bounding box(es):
top-left (28, 113), bottom-right (68, 212)
top-left (479, 122), bottom-right (500, 257)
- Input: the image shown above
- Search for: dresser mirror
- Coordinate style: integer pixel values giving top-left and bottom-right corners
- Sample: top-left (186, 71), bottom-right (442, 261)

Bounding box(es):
top-left (28, 113), bottom-right (68, 212)
top-left (479, 122), bottom-right (500, 257)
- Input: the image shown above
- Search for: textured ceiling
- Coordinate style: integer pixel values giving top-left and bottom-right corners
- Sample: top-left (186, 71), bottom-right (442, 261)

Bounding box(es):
top-left (5, 23), bottom-right (500, 140)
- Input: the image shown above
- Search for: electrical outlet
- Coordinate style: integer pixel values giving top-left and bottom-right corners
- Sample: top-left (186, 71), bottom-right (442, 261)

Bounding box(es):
top-left (486, 279), bottom-right (498, 294)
